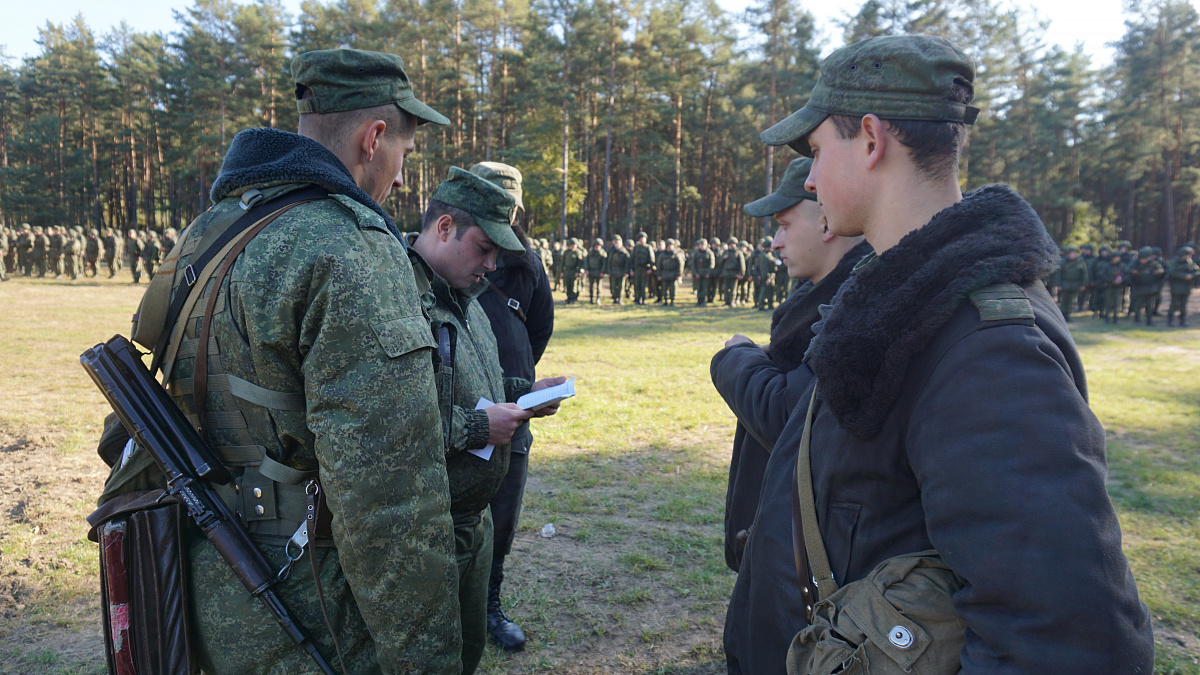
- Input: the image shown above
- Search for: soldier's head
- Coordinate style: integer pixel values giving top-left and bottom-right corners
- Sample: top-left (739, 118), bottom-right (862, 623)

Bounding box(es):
top-left (1109, 251), bottom-right (1122, 263)
top-left (592, 238), bottom-right (603, 250)
top-left (1118, 241), bottom-right (1131, 253)
top-left (293, 49), bottom-right (449, 205)
top-left (666, 239), bottom-right (676, 252)
top-left (1179, 246), bottom-right (1194, 260)
top-left (415, 167), bottom-right (521, 290)
top-left (610, 234), bottom-right (623, 248)
top-left (1138, 246), bottom-right (1153, 261)
top-left (565, 238), bottom-right (576, 249)
top-left (762, 36), bottom-right (977, 243)
top-left (697, 238), bottom-right (708, 251)
top-left (1081, 243), bottom-right (1093, 255)
top-left (1066, 245), bottom-right (1079, 260)
top-left (127, 229), bottom-right (138, 239)
top-left (636, 231), bottom-right (647, 243)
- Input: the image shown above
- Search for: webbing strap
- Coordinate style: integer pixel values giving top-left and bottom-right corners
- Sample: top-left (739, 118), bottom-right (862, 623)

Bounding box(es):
top-left (149, 185), bottom-right (328, 375)
top-left (259, 453), bottom-right (318, 486)
top-left (227, 375), bottom-right (306, 411)
top-left (213, 445), bottom-right (267, 466)
top-left (795, 384), bottom-right (839, 601)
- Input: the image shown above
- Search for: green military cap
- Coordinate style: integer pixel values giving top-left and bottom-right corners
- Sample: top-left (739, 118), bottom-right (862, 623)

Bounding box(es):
top-left (468, 162), bottom-right (524, 210)
top-left (760, 237), bottom-right (773, 247)
top-left (762, 35), bottom-right (979, 157)
top-left (744, 158), bottom-right (818, 217)
top-left (710, 238), bottom-right (721, 245)
top-left (726, 237), bottom-right (738, 245)
top-left (610, 233), bottom-right (623, 242)
top-left (1080, 243), bottom-right (1093, 250)
top-left (292, 49), bottom-right (450, 126)
top-left (1118, 240), bottom-right (1132, 248)
top-left (593, 238), bottom-right (604, 246)
top-left (1138, 246), bottom-right (1153, 257)
top-left (1178, 246), bottom-right (1194, 256)
top-left (695, 238), bottom-right (706, 246)
top-left (740, 239), bottom-right (750, 247)
top-left (32, 226), bottom-right (42, 233)
top-left (1066, 245), bottom-right (1079, 253)
top-left (431, 167), bottom-right (523, 253)
top-left (636, 231), bottom-right (648, 239)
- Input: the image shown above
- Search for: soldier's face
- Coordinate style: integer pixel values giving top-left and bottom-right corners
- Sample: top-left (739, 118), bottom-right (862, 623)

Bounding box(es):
top-left (364, 128), bottom-right (416, 204)
top-left (772, 199), bottom-right (827, 280)
top-left (437, 219), bottom-right (498, 289)
top-left (1067, 252), bottom-right (1077, 260)
top-left (804, 119), bottom-right (868, 239)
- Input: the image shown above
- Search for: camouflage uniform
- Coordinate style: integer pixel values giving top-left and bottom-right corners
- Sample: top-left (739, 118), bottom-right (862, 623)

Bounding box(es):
top-left (102, 230), bottom-right (120, 277)
top-left (124, 230), bottom-right (143, 283)
top-left (46, 227), bottom-right (63, 278)
top-left (1097, 254), bottom-right (1125, 323)
top-left (1167, 247), bottom-right (1197, 327)
top-left (561, 240), bottom-right (584, 303)
top-left (16, 225), bottom-right (32, 276)
top-left (1056, 247), bottom-right (1088, 322)
top-left (96, 49), bottom-right (461, 674)
top-left (631, 234), bottom-right (655, 305)
top-left (657, 240), bottom-right (684, 305)
top-left (0, 228), bottom-right (9, 281)
top-left (31, 227), bottom-right (48, 277)
top-left (61, 228), bottom-right (79, 279)
top-left (585, 240), bottom-right (607, 304)
top-left (605, 237), bottom-right (632, 304)
top-left (141, 232), bottom-right (161, 279)
top-left (84, 230), bottom-right (101, 277)
top-left (721, 238), bottom-right (746, 306)
top-left (753, 242), bottom-right (778, 310)
top-left (691, 240), bottom-right (715, 306)
top-left (1128, 248), bottom-right (1165, 325)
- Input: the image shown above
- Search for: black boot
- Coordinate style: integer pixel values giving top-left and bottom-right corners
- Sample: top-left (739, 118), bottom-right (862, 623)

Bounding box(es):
top-left (487, 558), bottom-right (526, 652)
top-left (1168, 315), bottom-right (1174, 327)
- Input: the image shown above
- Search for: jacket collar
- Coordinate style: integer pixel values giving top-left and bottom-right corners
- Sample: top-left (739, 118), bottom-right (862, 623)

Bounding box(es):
top-left (807, 184), bottom-right (1059, 440)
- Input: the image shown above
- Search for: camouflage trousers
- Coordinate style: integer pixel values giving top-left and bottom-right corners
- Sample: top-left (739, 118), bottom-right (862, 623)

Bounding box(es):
top-left (1058, 289), bottom-right (1079, 319)
top-left (456, 510), bottom-right (494, 675)
top-left (565, 274), bottom-right (581, 303)
top-left (696, 277), bottom-right (710, 305)
top-left (1129, 292), bottom-right (1156, 322)
top-left (634, 270), bottom-right (651, 304)
top-left (588, 276), bottom-right (603, 304)
top-left (610, 276), bottom-right (627, 304)
top-left (1168, 293), bottom-right (1190, 321)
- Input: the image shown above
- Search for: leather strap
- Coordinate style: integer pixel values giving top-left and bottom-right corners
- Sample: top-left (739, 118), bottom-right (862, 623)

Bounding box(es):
top-left (307, 481), bottom-right (346, 674)
top-left (794, 384), bottom-right (839, 603)
top-left (487, 282), bottom-right (527, 322)
top-left (193, 198), bottom-right (315, 431)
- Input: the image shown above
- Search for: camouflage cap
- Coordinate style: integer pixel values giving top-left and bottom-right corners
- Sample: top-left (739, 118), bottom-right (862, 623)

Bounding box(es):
top-left (292, 49), bottom-right (450, 126)
top-left (1118, 240), bottom-right (1132, 248)
top-left (1179, 246), bottom-right (1194, 256)
top-left (611, 234), bottom-right (623, 242)
top-left (1066, 245), bottom-right (1079, 253)
top-left (726, 237), bottom-right (738, 245)
top-left (636, 231), bottom-right (648, 239)
top-left (695, 238), bottom-right (707, 246)
top-left (1138, 246), bottom-right (1153, 257)
top-left (468, 162), bottom-right (524, 210)
top-left (710, 237), bottom-right (721, 246)
top-left (762, 35), bottom-right (979, 157)
top-left (430, 167), bottom-right (523, 253)
top-left (593, 238), bottom-right (604, 246)
top-left (760, 237), bottom-right (773, 247)
top-left (1081, 243), bottom-right (1094, 250)
top-left (743, 158), bottom-right (818, 217)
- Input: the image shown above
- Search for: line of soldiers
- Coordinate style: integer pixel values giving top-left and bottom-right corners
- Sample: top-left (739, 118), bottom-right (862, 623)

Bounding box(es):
top-left (536, 232), bottom-right (792, 309)
top-left (1050, 241), bottom-right (1198, 327)
top-left (0, 223), bottom-right (175, 283)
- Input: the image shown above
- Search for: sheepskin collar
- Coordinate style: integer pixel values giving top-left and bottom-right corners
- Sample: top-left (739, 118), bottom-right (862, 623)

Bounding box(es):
top-left (807, 184), bottom-right (1059, 440)
top-left (768, 240), bottom-right (873, 372)
top-left (210, 128), bottom-right (402, 241)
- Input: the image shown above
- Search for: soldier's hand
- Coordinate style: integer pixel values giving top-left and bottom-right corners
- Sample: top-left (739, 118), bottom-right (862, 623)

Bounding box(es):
top-left (529, 376), bottom-right (569, 417)
top-left (725, 334), bottom-right (754, 349)
top-left (486, 403), bottom-right (533, 445)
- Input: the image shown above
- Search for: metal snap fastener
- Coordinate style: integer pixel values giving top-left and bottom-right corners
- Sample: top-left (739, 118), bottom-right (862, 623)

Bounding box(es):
top-left (253, 487), bottom-right (263, 499)
top-left (889, 625), bottom-right (914, 649)
top-left (254, 505), bottom-right (265, 516)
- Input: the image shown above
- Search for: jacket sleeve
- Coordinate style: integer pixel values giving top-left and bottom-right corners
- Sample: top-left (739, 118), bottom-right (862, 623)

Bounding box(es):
top-left (527, 263), bottom-right (555, 365)
top-left (711, 343), bottom-right (812, 451)
top-left (905, 323), bottom-right (1153, 674)
top-left (300, 230), bottom-right (462, 674)
top-left (449, 404), bottom-right (492, 454)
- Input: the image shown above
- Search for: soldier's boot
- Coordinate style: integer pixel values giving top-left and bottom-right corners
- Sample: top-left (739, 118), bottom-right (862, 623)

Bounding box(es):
top-left (486, 558), bottom-right (526, 652)
top-left (1167, 313), bottom-right (1175, 327)
top-left (1145, 314), bottom-right (1153, 326)
top-left (1180, 313), bottom-right (1188, 328)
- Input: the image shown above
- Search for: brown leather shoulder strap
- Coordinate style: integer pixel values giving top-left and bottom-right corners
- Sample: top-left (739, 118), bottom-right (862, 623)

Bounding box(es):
top-left (193, 200), bottom-right (313, 432)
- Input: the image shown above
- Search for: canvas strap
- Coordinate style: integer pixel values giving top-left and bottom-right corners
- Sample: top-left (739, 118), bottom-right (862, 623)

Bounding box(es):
top-left (793, 383), bottom-right (840, 602)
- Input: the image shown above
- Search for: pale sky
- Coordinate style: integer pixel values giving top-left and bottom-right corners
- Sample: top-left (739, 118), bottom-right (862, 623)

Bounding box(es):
top-left (4, 0), bottom-right (1190, 68)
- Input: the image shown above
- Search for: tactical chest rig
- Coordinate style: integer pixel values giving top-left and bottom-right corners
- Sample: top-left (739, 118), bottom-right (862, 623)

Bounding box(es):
top-left (131, 184), bottom-right (334, 546)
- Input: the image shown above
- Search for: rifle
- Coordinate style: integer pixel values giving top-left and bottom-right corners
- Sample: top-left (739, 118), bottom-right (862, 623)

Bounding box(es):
top-left (81, 334), bottom-right (336, 675)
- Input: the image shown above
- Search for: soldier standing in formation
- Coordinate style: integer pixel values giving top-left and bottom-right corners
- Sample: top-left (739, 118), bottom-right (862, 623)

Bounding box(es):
top-left (560, 238), bottom-right (584, 303)
top-left (1167, 246), bottom-right (1197, 327)
top-left (1055, 245), bottom-right (1088, 322)
top-left (691, 238), bottom-right (715, 306)
top-left (656, 239), bottom-right (684, 305)
top-left (1097, 250), bottom-right (1127, 323)
top-left (631, 231), bottom-right (655, 305)
top-left (1127, 246), bottom-right (1165, 325)
top-left (720, 237), bottom-right (746, 306)
top-left (605, 233), bottom-right (632, 305)
top-left (124, 229), bottom-right (143, 283)
top-left (141, 231), bottom-right (161, 279)
top-left (31, 226), bottom-right (48, 277)
top-left (84, 229), bottom-right (100, 277)
top-left (585, 238), bottom-right (607, 304)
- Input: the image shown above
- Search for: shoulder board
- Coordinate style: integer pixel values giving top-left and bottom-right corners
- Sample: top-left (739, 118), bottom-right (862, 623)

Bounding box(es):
top-left (329, 194), bottom-right (386, 231)
top-left (969, 282), bottom-right (1034, 322)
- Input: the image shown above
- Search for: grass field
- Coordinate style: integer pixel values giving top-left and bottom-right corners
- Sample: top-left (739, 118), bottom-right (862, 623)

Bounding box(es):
top-left (0, 273), bottom-right (1197, 674)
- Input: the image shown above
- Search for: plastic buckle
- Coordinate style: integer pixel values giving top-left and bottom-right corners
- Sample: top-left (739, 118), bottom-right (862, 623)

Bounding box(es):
top-left (183, 264), bottom-right (197, 287)
top-left (507, 298), bottom-right (521, 311)
top-left (239, 189), bottom-right (264, 211)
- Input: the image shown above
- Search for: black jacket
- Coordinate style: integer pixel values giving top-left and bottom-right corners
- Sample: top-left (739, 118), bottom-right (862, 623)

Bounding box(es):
top-left (478, 246), bottom-right (554, 453)
top-left (793, 185), bottom-right (1153, 673)
top-left (712, 240), bottom-right (871, 675)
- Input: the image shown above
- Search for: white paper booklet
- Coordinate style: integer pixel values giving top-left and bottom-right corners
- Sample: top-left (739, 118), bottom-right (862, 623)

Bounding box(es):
top-left (516, 378), bottom-right (576, 411)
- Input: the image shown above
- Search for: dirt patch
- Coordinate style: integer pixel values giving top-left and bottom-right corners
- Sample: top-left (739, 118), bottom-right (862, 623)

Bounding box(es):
top-left (0, 429), bottom-right (108, 671)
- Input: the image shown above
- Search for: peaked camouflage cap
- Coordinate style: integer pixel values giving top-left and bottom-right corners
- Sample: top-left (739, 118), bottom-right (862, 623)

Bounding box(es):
top-left (292, 49), bottom-right (450, 126)
top-left (469, 162), bottom-right (524, 210)
top-left (743, 157), bottom-right (818, 218)
top-left (762, 35), bottom-right (979, 156)
top-left (431, 167), bottom-right (523, 253)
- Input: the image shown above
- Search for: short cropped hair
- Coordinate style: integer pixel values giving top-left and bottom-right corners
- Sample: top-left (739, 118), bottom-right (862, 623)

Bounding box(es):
top-left (421, 199), bottom-right (478, 238)
top-left (830, 80), bottom-right (972, 181)
top-left (296, 86), bottom-right (417, 151)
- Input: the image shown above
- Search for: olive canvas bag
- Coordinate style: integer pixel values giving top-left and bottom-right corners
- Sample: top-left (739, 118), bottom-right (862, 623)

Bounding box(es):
top-left (787, 384), bottom-right (967, 675)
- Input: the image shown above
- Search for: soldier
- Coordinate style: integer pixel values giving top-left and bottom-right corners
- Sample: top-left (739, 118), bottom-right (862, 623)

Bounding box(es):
top-left (691, 238), bottom-right (715, 306)
top-left (0, 226), bottom-right (9, 282)
top-left (124, 229), bottom-right (143, 283)
top-left (84, 229), bottom-right (101, 277)
top-left (605, 233), bottom-right (632, 305)
top-left (96, 48), bottom-right (462, 673)
top-left (162, 227), bottom-right (178, 256)
top-left (1150, 246), bottom-right (1166, 316)
top-left (31, 226), bottom-right (48, 277)
top-left (631, 231), bottom-right (655, 305)
top-left (751, 237), bottom-right (776, 310)
top-left (585, 238), bottom-right (607, 304)
top-left (102, 228), bottom-right (119, 278)
top-left (1167, 246), bottom-right (1197, 327)
top-left (656, 239), bottom-right (682, 305)
top-left (561, 238), bottom-right (584, 303)
top-left (1117, 240), bottom-right (1134, 313)
top-left (551, 239), bottom-right (563, 292)
top-left (1078, 243), bottom-right (1096, 312)
top-left (1056, 245), bottom-right (1088, 322)
top-left (1096, 250), bottom-right (1125, 324)
top-left (60, 227), bottom-right (78, 280)
top-left (141, 231), bottom-right (161, 279)
top-left (720, 237), bottom-right (746, 306)
top-left (1091, 246), bottom-right (1110, 316)
top-left (1128, 246), bottom-right (1165, 325)
top-left (16, 224), bottom-right (32, 276)
top-left (410, 167), bottom-right (565, 673)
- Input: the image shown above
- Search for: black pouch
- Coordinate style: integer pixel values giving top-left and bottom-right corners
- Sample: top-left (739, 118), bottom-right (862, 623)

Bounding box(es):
top-left (88, 490), bottom-right (197, 675)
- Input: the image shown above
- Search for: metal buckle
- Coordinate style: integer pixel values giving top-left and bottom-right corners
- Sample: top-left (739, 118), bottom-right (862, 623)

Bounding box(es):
top-left (183, 264), bottom-right (197, 286)
top-left (507, 298), bottom-right (521, 311)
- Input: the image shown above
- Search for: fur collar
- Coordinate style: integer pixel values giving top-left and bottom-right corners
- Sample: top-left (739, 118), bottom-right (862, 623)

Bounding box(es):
top-left (768, 240), bottom-right (873, 372)
top-left (808, 184), bottom-right (1059, 440)
top-left (211, 128), bottom-right (402, 241)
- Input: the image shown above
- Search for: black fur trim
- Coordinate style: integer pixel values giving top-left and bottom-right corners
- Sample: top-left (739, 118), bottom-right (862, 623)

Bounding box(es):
top-left (768, 240), bottom-right (873, 372)
top-left (809, 185), bottom-right (1059, 440)
top-left (211, 128), bottom-right (401, 239)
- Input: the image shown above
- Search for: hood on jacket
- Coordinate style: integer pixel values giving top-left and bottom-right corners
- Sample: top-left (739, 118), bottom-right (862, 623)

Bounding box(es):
top-left (808, 184), bottom-right (1059, 441)
top-left (210, 127), bottom-right (403, 241)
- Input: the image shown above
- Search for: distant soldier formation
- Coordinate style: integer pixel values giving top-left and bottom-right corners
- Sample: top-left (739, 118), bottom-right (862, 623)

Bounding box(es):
top-left (0, 223), bottom-right (177, 284)
top-left (1049, 241), bottom-right (1198, 327)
